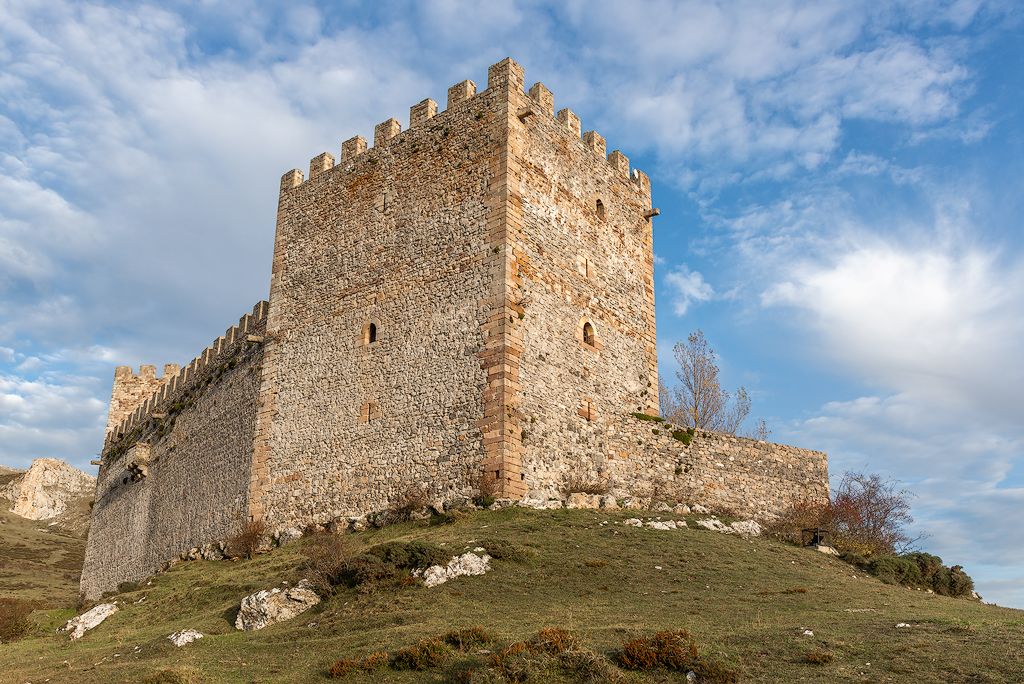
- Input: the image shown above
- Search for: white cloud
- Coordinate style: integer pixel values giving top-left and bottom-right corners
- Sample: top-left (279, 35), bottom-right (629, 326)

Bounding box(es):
top-left (664, 264), bottom-right (714, 316)
top-left (0, 372), bottom-right (106, 469)
top-left (764, 241), bottom-right (1024, 425)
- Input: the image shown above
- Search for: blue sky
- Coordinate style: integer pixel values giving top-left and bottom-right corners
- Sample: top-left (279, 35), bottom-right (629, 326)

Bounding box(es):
top-left (1, 1), bottom-right (1021, 607)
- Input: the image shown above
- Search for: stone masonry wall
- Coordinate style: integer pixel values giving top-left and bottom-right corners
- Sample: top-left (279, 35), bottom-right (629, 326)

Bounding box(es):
top-left (249, 68), bottom-right (515, 527)
top-left (509, 75), bottom-right (660, 494)
top-left (80, 304), bottom-right (267, 599)
top-left (605, 414), bottom-right (829, 518)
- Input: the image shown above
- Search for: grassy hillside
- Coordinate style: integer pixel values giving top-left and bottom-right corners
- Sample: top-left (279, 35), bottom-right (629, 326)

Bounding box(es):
top-left (2, 508), bottom-right (1022, 683)
top-left (0, 492), bottom-right (86, 607)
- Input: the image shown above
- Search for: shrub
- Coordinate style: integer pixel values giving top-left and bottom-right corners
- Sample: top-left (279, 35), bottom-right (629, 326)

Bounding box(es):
top-left (631, 412), bottom-right (664, 422)
top-left (528, 627), bottom-right (577, 656)
top-left (560, 476), bottom-right (609, 496)
top-left (847, 551), bottom-right (975, 598)
top-left (387, 485), bottom-right (431, 523)
top-left (361, 652), bottom-right (389, 669)
top-left (300, 534), bottom-right (352, 596)
top-left (473, 471), bottom-right (498, 508)
top-left (390, 638), bottom-right (454, 670)
top-left (327, 658), bottom-right (359, 678)
top-left (430, 509), bottom-right (466, 526)
top-left (117, 580), bottom-right (141, 594)
top-left (334, 553), bottom-right (401, 589)
top-left (443, 626), bottom-right (494, 650)
top-left (226, 518), bottom-right (268, 560)
top-left (671, 427), bottom-right (695, 445)
top-left (0, 598), bottom-right (33, 642)
top-left (366, 540), bottom-right (449, 570)
top-left (616, 630), bottom-right (737, 682)
top-left (767, 471), bottom-right (918, 557)
top-left (477, 538), bottom-right (528, 562)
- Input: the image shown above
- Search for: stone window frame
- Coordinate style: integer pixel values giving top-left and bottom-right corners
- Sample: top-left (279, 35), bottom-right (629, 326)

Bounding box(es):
top-left (595, 197), bottom-right (607, 221)
top-left (361, 320), bottom-right (381, 347)
top-left (578, 317), bottom-right (601, 352)
top-left (577, 399), bottom-right (596, 422)
top-left (577, 255), bottom-right (595, 279)
top-left (358, 400), bottom-right (381, 424)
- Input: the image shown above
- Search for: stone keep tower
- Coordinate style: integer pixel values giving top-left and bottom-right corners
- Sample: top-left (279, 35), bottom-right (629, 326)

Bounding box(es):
top-left (249, 57), bottom-right (659, 525)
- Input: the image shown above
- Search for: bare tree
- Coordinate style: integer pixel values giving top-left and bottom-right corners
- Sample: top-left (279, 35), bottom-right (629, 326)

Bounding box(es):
top-left (665, 330), bottom-right (751, 434)
top-left (750, 417), bottom-right (772, 441)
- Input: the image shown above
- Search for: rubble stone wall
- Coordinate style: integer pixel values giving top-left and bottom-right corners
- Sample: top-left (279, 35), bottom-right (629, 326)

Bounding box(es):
top-left (603, 415), bottom-right (830, 517)
top-left (508, 76), bottom-right (660, 494)
top-left (80, 306), bottom-right (266, 599)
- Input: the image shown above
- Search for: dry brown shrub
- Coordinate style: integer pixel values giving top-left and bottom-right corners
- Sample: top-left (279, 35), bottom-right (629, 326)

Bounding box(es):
top-left (528, 626), bottom-right (578, 656)
top-left (387, 485), bottom-right (430, 523)
top-left (560, 476), bottom-right (609, 496)
top-left (226, 518), bottom-right (268, 560)
top-left (360, 652), bottom-right (389, 670)
top-left (616, 629), bottom-right (738, 682)
top-left (300, 533), bottom-right (352, 596)
top-left (327, 658), bottom-right (359, 678)
top-left (0, 598), bottom-right (33, 642)
top-left (390, 638), bottom-right (453, 670)
top-left (473, 471), bottom-right (498, 507)
top-left (443, 625), bottom-right (494, 650)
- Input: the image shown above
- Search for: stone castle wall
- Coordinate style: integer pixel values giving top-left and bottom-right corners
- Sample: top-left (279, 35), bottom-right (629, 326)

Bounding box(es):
top-left (81, 304), bottom-right (267, 599)
top-left (604, 415), bottom-right (829, 517)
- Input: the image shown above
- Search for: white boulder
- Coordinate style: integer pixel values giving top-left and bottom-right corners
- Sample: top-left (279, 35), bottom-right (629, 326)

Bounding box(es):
top-left (729, 520), bottom-right (763, 537)
top-left (275, 527), bottom-right (303, 546)
top-left (62, 603), bottom-right (118, 640)
top-left (234, 580), bottom-right (320, 631)
top-left (417, 552), bottom-right (491, 588)
top-left (695, 518), bottom-right (732, 533)
top-left (168, 629), bottom-right (204, 646)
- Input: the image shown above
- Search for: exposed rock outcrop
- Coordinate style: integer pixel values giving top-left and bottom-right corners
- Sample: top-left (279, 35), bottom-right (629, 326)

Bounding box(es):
top-left (234, 580), bottom-right (320, 631)
top-left (61, 603), bottom-right (118, 640)
top-left (1, 459), bottom-right (94, 527)
top-left (416, 551), bottom-right (491, 588)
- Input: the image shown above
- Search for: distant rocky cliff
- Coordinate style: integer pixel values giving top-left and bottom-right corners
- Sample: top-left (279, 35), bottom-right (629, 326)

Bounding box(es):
top-left (0, 458), bottom-right (95, 534)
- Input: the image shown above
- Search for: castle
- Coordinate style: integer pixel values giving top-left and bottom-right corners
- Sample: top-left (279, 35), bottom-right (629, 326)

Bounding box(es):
top-left (81, 58), bottom-right (828, 599)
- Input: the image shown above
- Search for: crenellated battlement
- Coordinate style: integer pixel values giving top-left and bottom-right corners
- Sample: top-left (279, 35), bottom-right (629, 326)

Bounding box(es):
top-left (103, 301), bottom-right (269, 450)
top-left (280, 57), bottom-right (648, 196)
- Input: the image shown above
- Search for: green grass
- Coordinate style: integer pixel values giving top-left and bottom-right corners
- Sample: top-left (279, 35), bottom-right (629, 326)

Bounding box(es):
top-left (2, 508), bottom-right (1022, 682)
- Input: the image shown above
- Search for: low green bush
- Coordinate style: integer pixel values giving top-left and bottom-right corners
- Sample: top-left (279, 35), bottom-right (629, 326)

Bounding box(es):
top-left (365, 540), bottom-right (449, 570)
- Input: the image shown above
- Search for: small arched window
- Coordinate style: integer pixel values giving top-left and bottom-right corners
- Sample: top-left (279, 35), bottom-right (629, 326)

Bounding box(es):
top-left (595, 199), bottom-right (606, 220)
top-left (363, 321), bottom-right (379, 346)
top-left (582, 321), bottom-right (595, 347)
